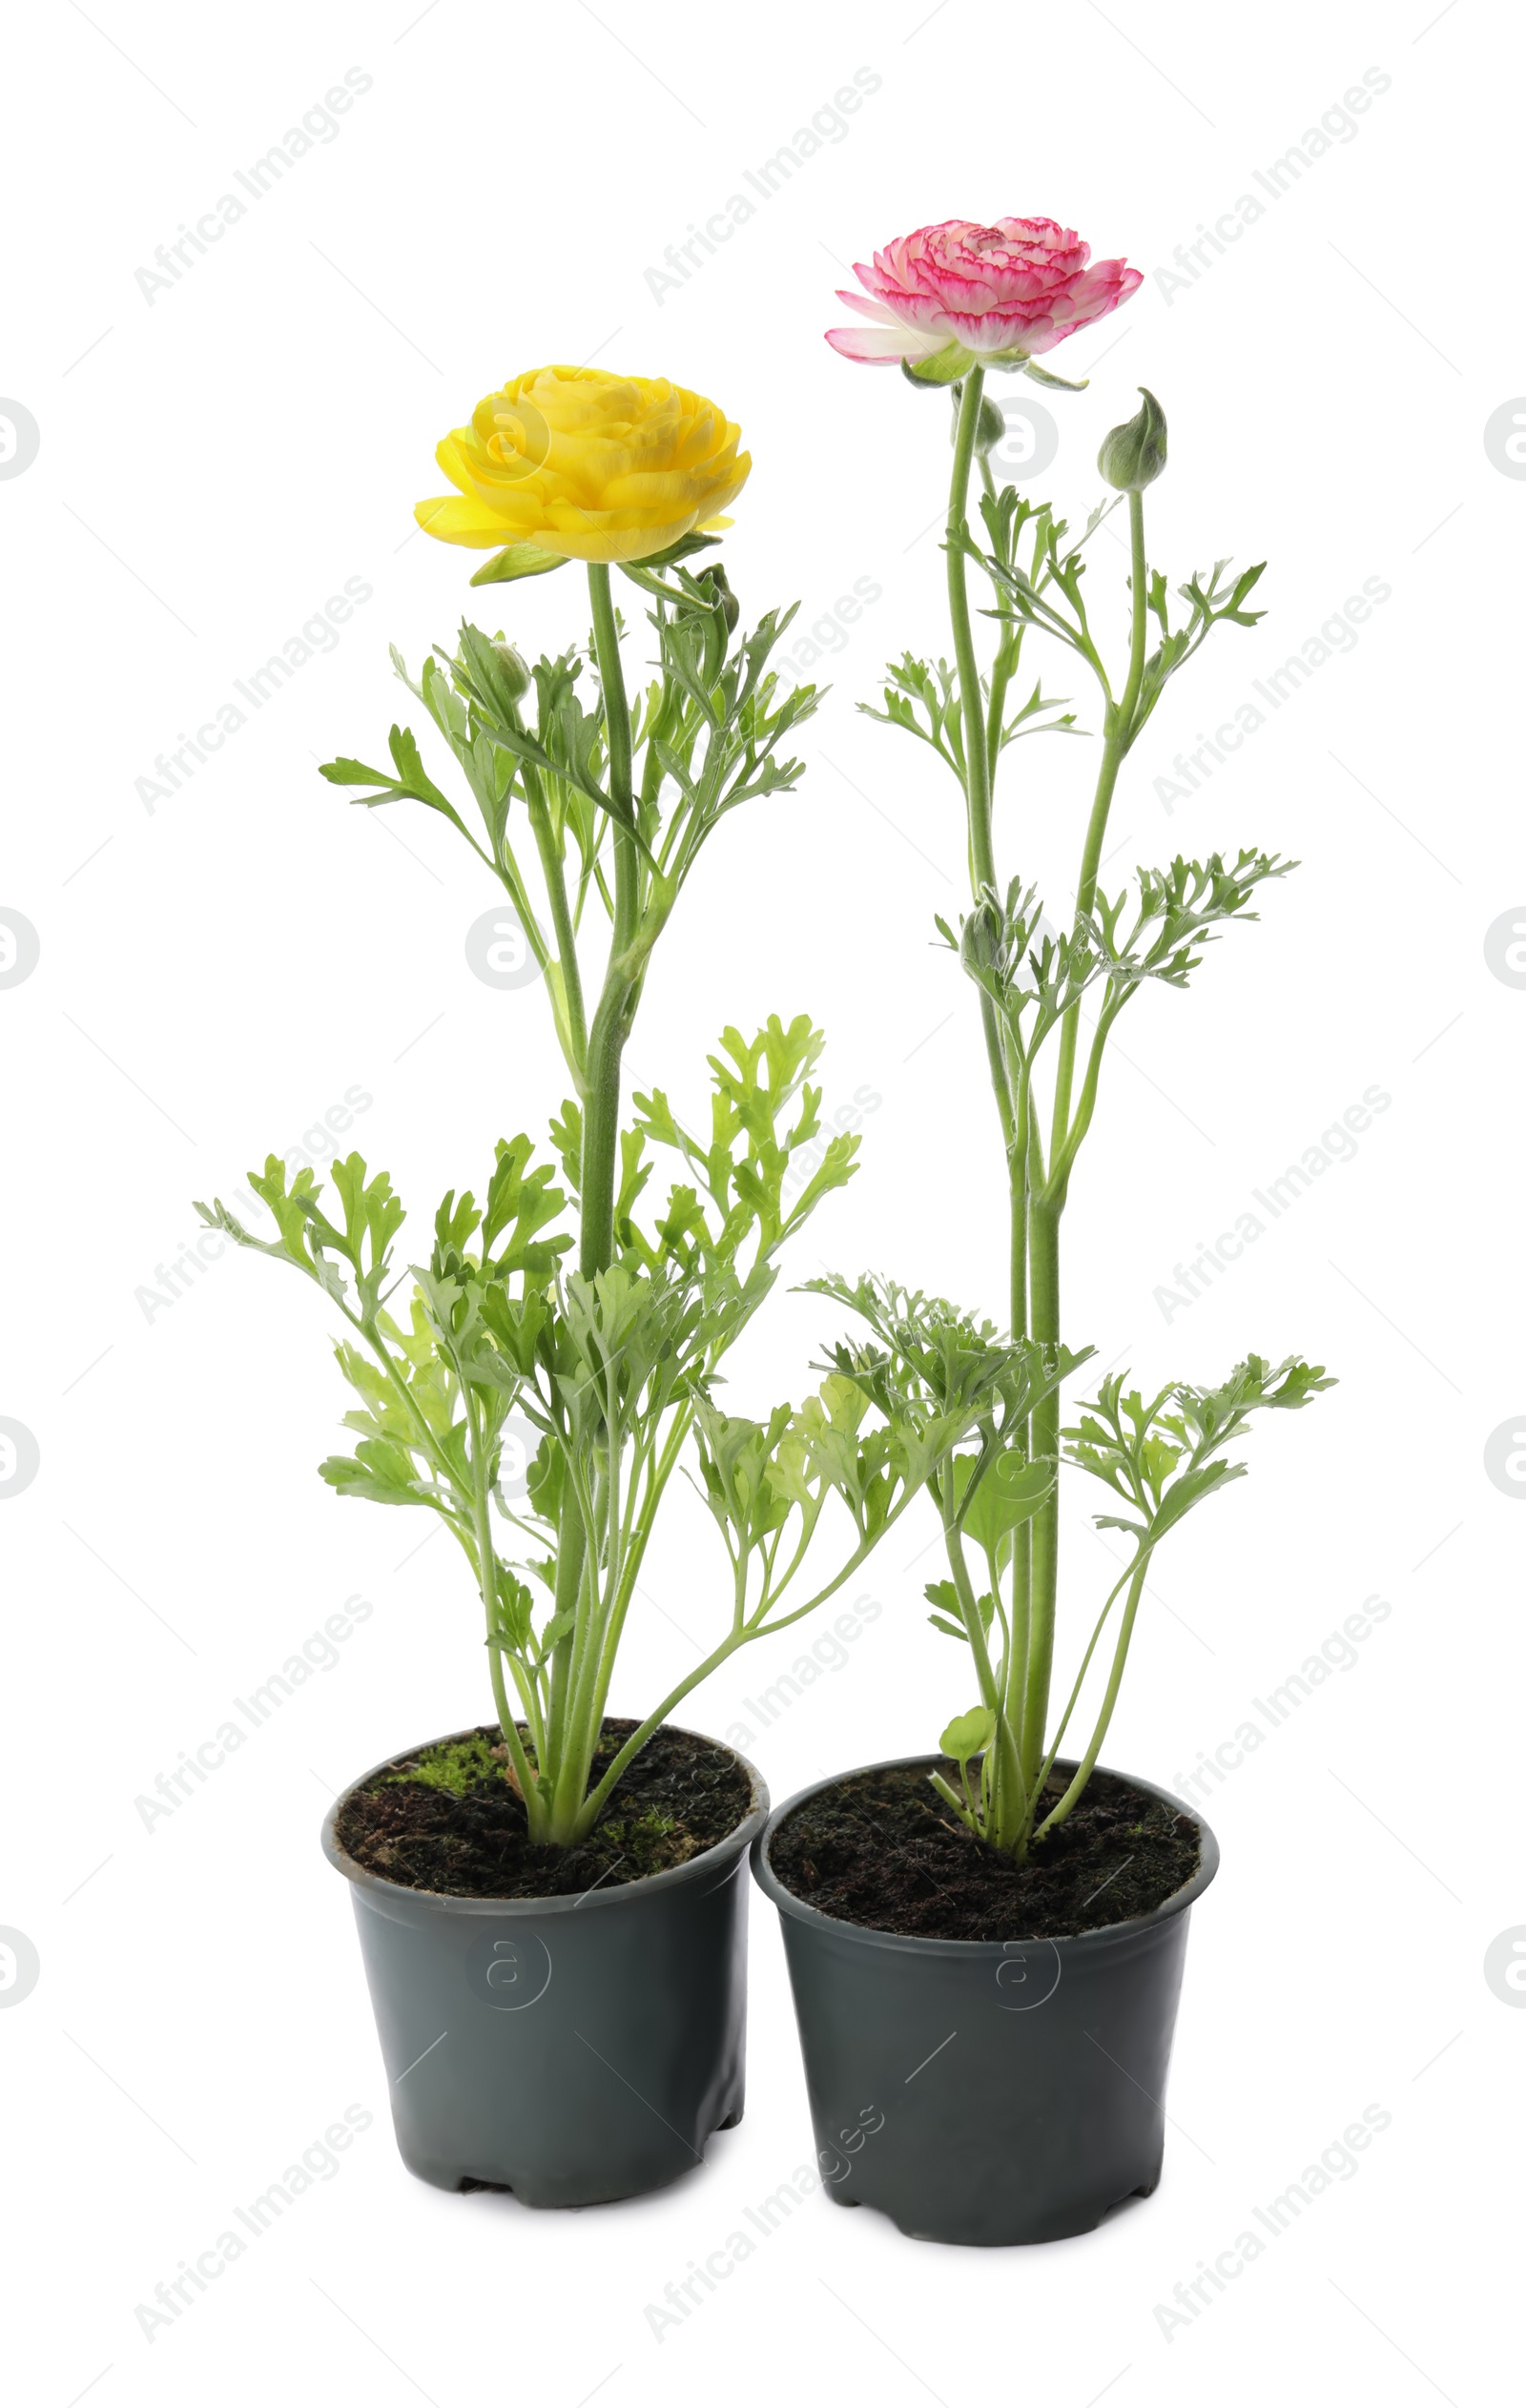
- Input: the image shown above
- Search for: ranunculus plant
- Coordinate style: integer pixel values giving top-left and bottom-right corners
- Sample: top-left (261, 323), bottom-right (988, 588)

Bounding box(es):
top-left (828, 224), bottom-right (1332, 1858)
top-left (200, 364), bottom-right (1020, 1849)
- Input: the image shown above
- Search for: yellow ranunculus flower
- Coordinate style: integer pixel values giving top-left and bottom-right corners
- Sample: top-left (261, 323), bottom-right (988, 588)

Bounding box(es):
top-left (414, 364), bottom-right (751, 566)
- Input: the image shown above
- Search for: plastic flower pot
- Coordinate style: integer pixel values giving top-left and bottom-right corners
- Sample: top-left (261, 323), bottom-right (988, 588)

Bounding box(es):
top-left (752, 1754), bottom-right (1217, 2246)
top-left (322, 1726), bottom-right (768, 2207)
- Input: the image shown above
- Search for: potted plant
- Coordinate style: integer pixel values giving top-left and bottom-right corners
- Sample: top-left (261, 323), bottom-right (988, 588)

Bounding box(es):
top-left (198, 363), bottom-right (1019, 2208)
top-left (752, 221), bottom-right (1332, 2244)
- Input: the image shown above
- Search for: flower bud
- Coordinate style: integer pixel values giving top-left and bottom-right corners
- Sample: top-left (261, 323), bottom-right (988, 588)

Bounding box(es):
top-left (1098, 387), bottom-right (1167, 492)
top-left (949, 391), bottom-right (1009, 456)
top-left (959, 891), bottom-right (1005, 984)
top-left (975, 396), bottom-right (1007, 456)
top-left (697, 564), bottom-right (739, 634)
top-left (490, 640), bottom-right (531, 700)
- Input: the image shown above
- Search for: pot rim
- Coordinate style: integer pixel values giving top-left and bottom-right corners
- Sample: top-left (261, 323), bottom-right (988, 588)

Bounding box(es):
top-left (752, 1752), bottom-right (1218, 1958)
top-left (322, 1720), bottom-right (770, 1920)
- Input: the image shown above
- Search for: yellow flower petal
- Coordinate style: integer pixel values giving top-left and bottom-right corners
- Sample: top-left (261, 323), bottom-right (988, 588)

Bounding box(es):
top-left (415, 366), bottom-right (750, 569)
top-left (413, 495), bottom-right (520, 549)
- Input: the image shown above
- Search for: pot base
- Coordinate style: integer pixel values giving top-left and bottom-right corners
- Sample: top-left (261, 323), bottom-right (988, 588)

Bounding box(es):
top-left (394, 2070), bottom-right (748, 2206)
top-left (827, 2159), bottom-right (1164, 2245)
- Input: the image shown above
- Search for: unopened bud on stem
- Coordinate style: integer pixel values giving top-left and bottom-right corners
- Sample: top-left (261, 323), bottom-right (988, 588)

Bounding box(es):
top-left (1098, 387), bottom-right (1167, 492)
top-left (947, 388), bottom-right (1008, 458)
top-left (974, 396), bottom-right (1006, 456)
top-left (491, 640), bottom-right (531, 701)
top-left (697, 564), bottom-right (739, 633)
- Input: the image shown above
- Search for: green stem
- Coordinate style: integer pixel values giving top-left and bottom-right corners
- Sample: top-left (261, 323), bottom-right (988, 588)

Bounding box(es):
top-left (580, 562), bottom-right (640, 1280)
top-left (1048, 487), bottom-right (1146, 1170)
top-left (590, 1403), bottom-right (693, 1705)
top-left (572, 1502), bottom-right (917, 1841)
top-left (947, 370), bottom-right (1021, 1327)
top-left (547, 1459), bottom-right (620, 1843)
top-left (1021, 1200), bottom-right (1061, 1787)
top-left (544, 566), bottom-right (640, 1798)
top-left (1025, 1556), bottom-right (1137, 1819)
top-left (998, 1526), bottom-right (1030, 1835)
top-left (577, 993), bottom-right (634, 1274)
top-left (523, 773), bottom-right (588, 1088)
top-left (946, 1524), bottom-right (1026, 1851)
top-left (1048, 1007), bottom-right (1114, 1196)
top-left (945, 372), bottom-right (1060, 1830)
top-left (466, 1388), bottom-right (546, 1836)
top-left (572, 1625), bottom-right (748, 1842)
top-left (1017, 492), bottom-right (1147, 1798)
top-left (944, 1522), bottom-right (1002, 1719)
top-left (1034, 1553), bottom-right (1149, 1841)
top-left (1009, 1064), bottom-right (1031, 1342)
top-left (948, 372), bottom-right (996, 890)
top-left (543, 1498), bottom-right (585, 1767)
top-left (550, 1395), bottom-right (625, 1841)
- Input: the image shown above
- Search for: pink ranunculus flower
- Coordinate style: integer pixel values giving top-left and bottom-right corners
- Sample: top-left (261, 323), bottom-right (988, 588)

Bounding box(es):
top-left (826, 216), bottom-right (1142, 378)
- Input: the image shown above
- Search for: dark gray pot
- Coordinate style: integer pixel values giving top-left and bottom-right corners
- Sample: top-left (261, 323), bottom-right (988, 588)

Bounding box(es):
top-left (322, 1725), bottom-right (768, 2207)
top-left (752, 1754), bottom-right (1217, 2246)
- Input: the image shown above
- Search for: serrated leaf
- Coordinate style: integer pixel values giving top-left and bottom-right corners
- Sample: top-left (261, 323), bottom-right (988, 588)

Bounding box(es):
top-left (539, 1605), bottom-right (575, 1650)
top-left (320, 755), bottom-right (395, 789)
top-left (318, 1439), bottom-right (423, 1508)
top-left (386, 724), bottom-right (449, 808)
top-left (1151, 1459), bottom-right (1239, 1535)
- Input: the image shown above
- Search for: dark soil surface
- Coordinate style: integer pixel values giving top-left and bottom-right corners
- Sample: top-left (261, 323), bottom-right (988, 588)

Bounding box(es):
top-left (335, 1720), bottom-right (753, 1901)
top-left (769, 1760), bottom-right (1201, 1941)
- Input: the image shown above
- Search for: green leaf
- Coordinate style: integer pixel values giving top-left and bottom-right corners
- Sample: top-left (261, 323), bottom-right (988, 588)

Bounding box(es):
top-left (1151, 1460), bottom-right (1238, 1535)
top-left (480, 1134), bottom-right (570, 1278)
top-left (939, 1706), bottom-right (994, 1763)
top-left (319, 1437), bottom-right (424, 1508)
top-left (924, 1574), bottom-right (995, 1641)
top-left (959, 1449), bottom-right (1055, 1554)
top-left (468, 541), bottom-right (569, 587)
top-left (525, 1434), bottom-right (564, 1531)
top-left (386, 724), bottom-right (450, 810)
top-left (547, 1100), bottom-right (583, 1198)
top-left (1065, 1353), bottom-right (1334, 1557)
top-left (318, 727), bottom-right (472, 841)
top-left (491, 1570), bottom-right (536, 1655)
top-left (320, 755), bottom-right (395, 788)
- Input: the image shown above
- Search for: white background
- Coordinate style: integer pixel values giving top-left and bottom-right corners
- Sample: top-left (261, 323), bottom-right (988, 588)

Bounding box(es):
top-left (3, 0), bottom-right (1521, 2400)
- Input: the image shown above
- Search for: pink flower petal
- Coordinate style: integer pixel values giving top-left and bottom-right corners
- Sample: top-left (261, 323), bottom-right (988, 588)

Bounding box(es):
top-left (824, 324), bottom-right (930, 364)
top-left (831, 287), bottom-right (903, 326)
top-left (827, 216), bottom-right (1141, 368)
